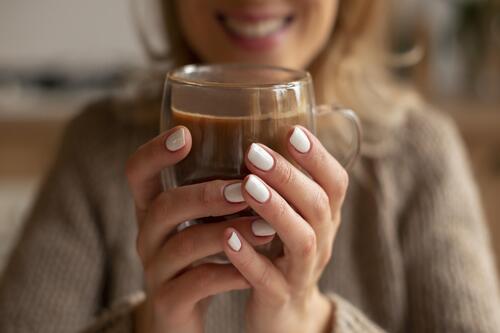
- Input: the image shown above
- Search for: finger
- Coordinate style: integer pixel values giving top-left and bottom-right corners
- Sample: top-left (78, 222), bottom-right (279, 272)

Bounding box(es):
top-left (155, 264), bottom-right (250, 328)
top-left (287, 126), bottom-right (349, 213)
top-left (245, 143), bottom-right (332, 226)
top-left (146, 217), bottom-right (275, 291)
top-left (223, 228), bottom-right (288, 306)
top-left (126, 126), bottom-right (192, 215)
top-left (137, 180), bottom-right (248, 263)
top-left (242, 175), bottom-right (317, 285)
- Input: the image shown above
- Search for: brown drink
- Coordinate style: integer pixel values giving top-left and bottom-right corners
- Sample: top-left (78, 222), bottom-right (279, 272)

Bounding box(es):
top-left (170, 107), bottom-right (310, 187)
top-left (161, 64), bottom-right (360, 262)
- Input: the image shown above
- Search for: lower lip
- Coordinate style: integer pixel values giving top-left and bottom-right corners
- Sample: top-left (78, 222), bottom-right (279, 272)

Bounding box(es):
top-left (221, 21), bottom-right (291, 52)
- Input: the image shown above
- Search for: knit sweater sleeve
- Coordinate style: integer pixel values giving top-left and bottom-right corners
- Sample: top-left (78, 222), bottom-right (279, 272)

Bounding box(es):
top-left (326, 294), bottom-right (386, 333)
top-left (0, 113), bottom-right (108, 332)
top-left (398, 112), bottom-right (500, 332)
top-left (0, 108), bottom-right (139, 333)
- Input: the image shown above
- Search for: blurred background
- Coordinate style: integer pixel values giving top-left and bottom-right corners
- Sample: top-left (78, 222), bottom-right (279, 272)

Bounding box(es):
top-left (0, 0), bottom-right (499, 275)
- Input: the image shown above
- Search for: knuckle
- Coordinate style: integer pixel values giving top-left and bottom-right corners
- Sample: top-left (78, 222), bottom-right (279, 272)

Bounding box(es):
top-left (333, 167), bottom-right (349, 199)
top-left (193, 265), bottom-right (216, 289)
top-left (276, 161), bottom-right (294, 186)
top-left (273, 199), bottom-right (289, 222)
top-left (339, 168), bottom-right (349, 192)
top-left (312, 189), bottom-right (331, 220)
top-left (318, 247), bottom-right (333, 268)
top-left (331, 212), bottom-right (342, 230)
top-left (237, 253), bottom-right (254, 275)
top-left (276, 289), bottom-right (291, 305)
top-left (255, 263), bottom-right (273, 290)
top-left (149, 194), bottom-right (170, 224)
top-left (199, 181), bottom-right (220, 208)
top-left (269, 285), bottom-right (291, 306)
top-left (300, 229), bottom-right (317, 259)
top-left (172, 231), bottom-right (196, 259)
top-left (312, 150), bottom-right (329, 174)
top-left (200, 182), bottom-right (211, 207)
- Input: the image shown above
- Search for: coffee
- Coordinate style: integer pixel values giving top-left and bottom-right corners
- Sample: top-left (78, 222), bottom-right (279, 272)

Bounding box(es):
top-left (169, 107), bottom-right (310, 187)
top-left (161, 64), bottom-right (360, 263)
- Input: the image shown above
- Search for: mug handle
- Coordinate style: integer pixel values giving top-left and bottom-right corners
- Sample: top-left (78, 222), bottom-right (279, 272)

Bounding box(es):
top-left (313, 104), bottom-right (362, 170)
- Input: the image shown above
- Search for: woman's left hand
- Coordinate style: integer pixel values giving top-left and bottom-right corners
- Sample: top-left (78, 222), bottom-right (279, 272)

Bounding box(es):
top-left (223, 126), bottom-right (349, 333)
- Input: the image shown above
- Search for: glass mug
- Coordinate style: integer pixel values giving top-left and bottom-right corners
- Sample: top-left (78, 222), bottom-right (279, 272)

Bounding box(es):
top-left (161, 64), bottom-right (361, 264)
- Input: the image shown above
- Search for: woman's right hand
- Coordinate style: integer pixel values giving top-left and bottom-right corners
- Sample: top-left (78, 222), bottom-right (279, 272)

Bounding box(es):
top-left (125, 127), bottom-right (272, 333)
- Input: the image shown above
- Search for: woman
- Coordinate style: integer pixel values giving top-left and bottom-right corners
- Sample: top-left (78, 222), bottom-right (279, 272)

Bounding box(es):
top-left (0, 0), bottom-right (499, 332)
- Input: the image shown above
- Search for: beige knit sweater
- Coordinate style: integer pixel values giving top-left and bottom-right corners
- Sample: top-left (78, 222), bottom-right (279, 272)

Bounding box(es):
top-left (0, 99), bottom-right (499, 333)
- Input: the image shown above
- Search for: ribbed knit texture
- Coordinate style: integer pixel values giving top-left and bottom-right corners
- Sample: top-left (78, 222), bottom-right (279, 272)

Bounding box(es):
top-left (0, 99), bottom-right (499, 332)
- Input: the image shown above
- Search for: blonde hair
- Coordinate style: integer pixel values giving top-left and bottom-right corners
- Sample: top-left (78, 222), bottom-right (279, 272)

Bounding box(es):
top-left (130, 0), bottom-right (421, 154)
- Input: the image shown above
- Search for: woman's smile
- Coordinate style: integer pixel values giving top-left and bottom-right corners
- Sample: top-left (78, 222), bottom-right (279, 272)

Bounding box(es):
top-left (215, 8), bottom-right (295, 51)
top-left (177, 0), bottom-right (337, 68)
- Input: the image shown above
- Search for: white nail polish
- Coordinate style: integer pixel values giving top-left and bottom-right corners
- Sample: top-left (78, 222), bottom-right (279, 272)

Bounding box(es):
top-left (224, 183), bottom-right (244, 203)
top-left (228, 232), bottom-right (242, 251)
top-left (165, 128), bottom-right (186, 152)
top-left (245, 175), bottom-right (270, 203)
top-left (251, 219), bottom-right (276, 237)
top-left (248, 143), bottom-right (274, 171)
top-left (289, 127), bottom-right (311, 153)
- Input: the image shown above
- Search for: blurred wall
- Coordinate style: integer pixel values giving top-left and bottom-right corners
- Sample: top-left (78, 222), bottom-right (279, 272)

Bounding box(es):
top-left (0, 0), bottom-right (145, 68)
top-left (0, 0), bottom-right (145, 271)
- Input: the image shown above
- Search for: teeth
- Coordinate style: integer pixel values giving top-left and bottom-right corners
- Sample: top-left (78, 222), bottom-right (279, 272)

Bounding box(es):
top-left (224, 18), bottom-right (286, 38)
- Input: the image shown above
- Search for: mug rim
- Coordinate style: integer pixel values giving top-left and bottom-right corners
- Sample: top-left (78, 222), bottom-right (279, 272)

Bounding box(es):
top-left (167, 63), bottom-right (311, 90)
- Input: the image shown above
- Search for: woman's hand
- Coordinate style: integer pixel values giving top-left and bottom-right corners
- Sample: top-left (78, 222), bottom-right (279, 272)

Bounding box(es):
top-left (126, 126), bottom-right (274, 333)
top-left (222, 126), bottom-right (349, 333)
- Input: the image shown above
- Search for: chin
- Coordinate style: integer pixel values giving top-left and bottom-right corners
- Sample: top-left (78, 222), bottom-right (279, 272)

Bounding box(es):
top-left (205, 52), bottom-right (301, 69)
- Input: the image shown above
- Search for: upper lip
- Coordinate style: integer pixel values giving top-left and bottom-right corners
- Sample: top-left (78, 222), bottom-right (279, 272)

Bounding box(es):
top-left (216, 8), bottom-right (294, 23)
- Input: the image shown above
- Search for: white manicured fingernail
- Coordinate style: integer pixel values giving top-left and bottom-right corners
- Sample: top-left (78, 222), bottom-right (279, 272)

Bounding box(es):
top-left (245, 175), bottom-right (270, 203)
top-left (290, 127), bottom-right (311, 153)
top-left (228, 232), bottom-right (242, 251)
top-left (224, 183), bottom-right (244, 203)
top-left (251, 219), bottom-right (276, 237)
top-left (165, 128), bottom-right (186, 152)
top-left (248, 143), bottom-right (274, 171)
